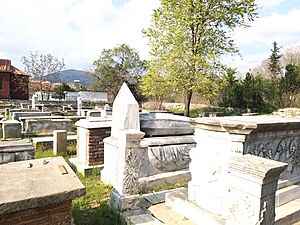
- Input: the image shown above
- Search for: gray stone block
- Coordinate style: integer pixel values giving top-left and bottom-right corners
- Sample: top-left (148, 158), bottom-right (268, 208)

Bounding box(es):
top-left (2, 120), bottom-right (22, 140)
top-left (53, 130), bottom-right (67, 155)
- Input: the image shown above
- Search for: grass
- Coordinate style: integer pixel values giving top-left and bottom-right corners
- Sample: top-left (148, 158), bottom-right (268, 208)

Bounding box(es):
top-left (72, 171), bottom-right (126, 225)
top-left (170, 106), bottom-right (242, 118)
top-left (139, 178), bottom-right (188, 195)
top-left (35, 148), bottom-right (126, 225)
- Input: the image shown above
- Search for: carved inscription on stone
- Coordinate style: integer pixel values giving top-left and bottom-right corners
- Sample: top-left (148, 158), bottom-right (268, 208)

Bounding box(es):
top-left (245, 137), bottom-right (300, 178)
top-left (148, 144), bottom-right (194, 172)
top-left (123, 148), bottom-right (140, 195)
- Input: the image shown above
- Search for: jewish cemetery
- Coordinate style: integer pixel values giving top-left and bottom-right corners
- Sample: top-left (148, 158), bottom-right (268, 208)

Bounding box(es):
top-left (1, 0), bottom-right (300, 225)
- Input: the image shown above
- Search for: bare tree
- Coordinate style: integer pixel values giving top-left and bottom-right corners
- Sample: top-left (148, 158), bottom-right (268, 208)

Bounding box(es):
top-left (282, 46), bottom-right (300, 67)
top-left (21, 52), bottom-right (65, 99)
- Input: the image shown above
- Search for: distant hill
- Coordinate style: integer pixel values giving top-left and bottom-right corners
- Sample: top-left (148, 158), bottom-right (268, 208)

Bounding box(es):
top-left (45, 69), bottom-right (96, 88)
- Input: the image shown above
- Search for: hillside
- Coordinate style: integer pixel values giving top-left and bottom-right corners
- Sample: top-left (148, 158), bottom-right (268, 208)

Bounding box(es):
top-left (45, 69), bottom-right (96, 88)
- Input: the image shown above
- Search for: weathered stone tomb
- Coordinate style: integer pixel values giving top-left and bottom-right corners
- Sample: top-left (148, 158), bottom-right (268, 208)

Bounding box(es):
top-left (187, 115), bottom-right (300, 224)
top-left (0, 157), bottom-right (85, 225)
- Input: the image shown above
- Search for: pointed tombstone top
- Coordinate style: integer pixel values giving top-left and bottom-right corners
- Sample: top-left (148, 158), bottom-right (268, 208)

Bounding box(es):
top-left (111, 83), bottom-right (140, 137)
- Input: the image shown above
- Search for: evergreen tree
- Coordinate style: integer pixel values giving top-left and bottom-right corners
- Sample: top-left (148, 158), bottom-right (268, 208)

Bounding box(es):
top-left (268, 41), bottom-right (282, 79)
top-left (268, 41), bottom-right (283, 107)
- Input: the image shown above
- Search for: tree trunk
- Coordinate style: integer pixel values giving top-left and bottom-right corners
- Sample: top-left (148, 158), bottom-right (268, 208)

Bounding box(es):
top-left (184, 90), bottom-right (193, 117)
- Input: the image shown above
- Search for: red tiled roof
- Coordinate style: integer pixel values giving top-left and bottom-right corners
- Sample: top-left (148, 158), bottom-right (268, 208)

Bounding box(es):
top-left (0, 59), bottom-right (29, 76)
top-left (0, 59), bottom-right (11, 72)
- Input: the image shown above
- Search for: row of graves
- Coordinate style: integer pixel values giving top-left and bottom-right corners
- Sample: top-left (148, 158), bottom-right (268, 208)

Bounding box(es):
top-left (1, 83), bottom-right (300, 224)
top-left (0, 91), bottom-right (111, 224)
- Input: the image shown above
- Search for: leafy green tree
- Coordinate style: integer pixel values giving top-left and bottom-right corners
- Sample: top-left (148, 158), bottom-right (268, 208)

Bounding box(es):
top-left (143, 0), bottom-right (257, 116)
top-left (53, 82), bottom-right (73, 100)
top-left (21, 52), bottom-right (65, 95)
top-left (280, 64), bottom-right (300, 106)
top-left (92, 44), bottom-right (146, 102)
top-left (141, 69), bottom-right (176, 109)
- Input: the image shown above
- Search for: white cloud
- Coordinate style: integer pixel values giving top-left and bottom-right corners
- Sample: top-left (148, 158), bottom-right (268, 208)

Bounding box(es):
top-left (234, 9), bottom-right (300, 47)
top-left (256, 0), bottom-right (287, 7)
top-left (0, 0), bottom-right (160, 70)
top-left (227, 8), bottom-right (300, 74)
top-left (1, 0), bottom-right (299, 75)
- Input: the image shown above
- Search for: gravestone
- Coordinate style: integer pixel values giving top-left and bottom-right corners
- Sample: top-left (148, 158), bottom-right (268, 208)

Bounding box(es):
top-left (77, 97), bottom-right (82, 116)
top-left (53, 130), bottom-right (67, 155)
top-left (4, 108), bottom-right (9, 118)
top-left (111, 83), bottom-right (140, 138)
top-left (101, 83), bottom-right (145, 210)
top-left (226, 155), bottom-right (287, 225)
top-left (31, 93), bottom-right (38, 110)
top-left (2, 120), bottom-right (22, 140)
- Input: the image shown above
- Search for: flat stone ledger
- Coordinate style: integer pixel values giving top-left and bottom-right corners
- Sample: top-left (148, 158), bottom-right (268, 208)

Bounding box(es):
top-left (140, 112), bottom-right (194, 137)
top-left (190, 115), bottom-right (300, 215)
top-left (0, 157), bottom-right (85, 225)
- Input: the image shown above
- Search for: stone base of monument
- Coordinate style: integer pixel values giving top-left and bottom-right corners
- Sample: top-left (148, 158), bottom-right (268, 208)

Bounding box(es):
top-left (276, 177), bottom-right (300, 207)
top-left (164, 188), bottom-right (300, 225)
top-left (68, 157), bottom-right (104, 176)
top-left (165, 188), bottom-right (225, 225)
top-left (110, 188), bottom-right (144, 211)
top-left (122, 188), bottom-right (188, 225)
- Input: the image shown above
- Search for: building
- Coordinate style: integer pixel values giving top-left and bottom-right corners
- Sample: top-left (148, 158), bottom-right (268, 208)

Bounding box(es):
top-left (0, 59), bottom-right (30, 100)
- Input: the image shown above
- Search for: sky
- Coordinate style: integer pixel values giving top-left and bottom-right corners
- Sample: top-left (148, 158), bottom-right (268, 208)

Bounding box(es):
top-left (0, 0), bottom-right (300, 74)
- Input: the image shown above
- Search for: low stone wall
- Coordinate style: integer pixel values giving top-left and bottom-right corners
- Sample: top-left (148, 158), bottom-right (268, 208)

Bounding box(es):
top-left (12, 111), bottom-right (51, 121)
top-left (0, 139), bottom-right (35, 164)
top-left (32, 135), bottom-right (77, 149)
top-left (0, 200), bottom-right (72, 225)
top-left (24, 119), bottom-right (72, 136)
top-left (8, 108), bottom-right (38, 118)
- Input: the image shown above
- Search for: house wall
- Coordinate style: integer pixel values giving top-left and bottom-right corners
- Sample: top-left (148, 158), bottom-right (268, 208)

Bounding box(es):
top-left (0, 72), bottom-right (10, 99)
top-left (10, 74), bottom-right (29, 100)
